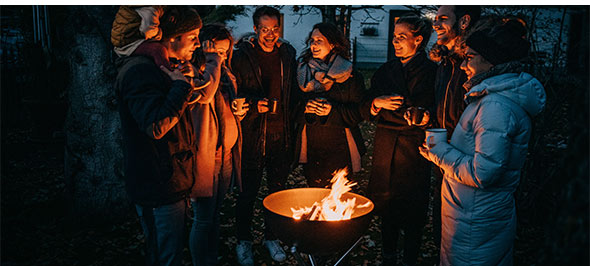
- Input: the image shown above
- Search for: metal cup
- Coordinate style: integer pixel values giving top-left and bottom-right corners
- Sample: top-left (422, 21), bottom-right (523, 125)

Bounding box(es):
top-left (231, 98), bottom-right (246, 113)
top-left (410, 107), bottom-right (426, 125)
top-left (269, 98), bottom-right (279, 114)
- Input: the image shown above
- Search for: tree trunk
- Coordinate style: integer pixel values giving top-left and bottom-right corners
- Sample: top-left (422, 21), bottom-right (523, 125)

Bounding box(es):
top-left (63, 6), bottom-right (128, 222)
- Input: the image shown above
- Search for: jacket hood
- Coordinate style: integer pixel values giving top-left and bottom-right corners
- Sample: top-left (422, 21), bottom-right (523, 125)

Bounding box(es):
top-left (466, 72), bottom-right (546, 116)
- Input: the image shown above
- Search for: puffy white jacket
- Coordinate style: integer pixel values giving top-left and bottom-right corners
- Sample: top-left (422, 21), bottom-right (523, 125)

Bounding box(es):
top-left (429, 72), bottom-right (546, 266)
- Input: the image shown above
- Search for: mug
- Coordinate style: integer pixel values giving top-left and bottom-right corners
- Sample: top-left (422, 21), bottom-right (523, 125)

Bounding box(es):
top-left (268, 98), bottom-right (279, 114)
top-left (409, 107), bottom-right (426, 125)
top-left (231, 98), bottom-right (247, 113)
top-left (425, 128), bottom-right (447, 148)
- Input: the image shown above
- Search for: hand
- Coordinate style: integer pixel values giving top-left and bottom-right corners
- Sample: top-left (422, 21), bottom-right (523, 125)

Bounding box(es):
top-left (160, 65), bottom-right (188, 82)
top-left (201, 40), bottom-right (216, 54)
top-left (178, 61), bottom-right (196, 78)
top-left (305, 98), bottom-right (331, 116)
top-left (232, 102), bottom-right (250, 116)
top-left (257, 98), bottom-right (269, 113)
top-left (403, 109), bottom-right (430, 126)
top-left (419, 143), bottom-right (435, 162)
top-left (373, 95), bottom-right (404, 111)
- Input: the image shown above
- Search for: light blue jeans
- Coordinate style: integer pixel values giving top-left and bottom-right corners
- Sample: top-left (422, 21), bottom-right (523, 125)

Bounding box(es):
top-left (135, 200), bottom-right (187, 266)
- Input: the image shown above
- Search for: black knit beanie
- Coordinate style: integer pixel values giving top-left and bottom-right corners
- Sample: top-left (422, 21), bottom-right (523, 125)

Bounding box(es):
top-left (465, 19), bottom-right (530, 65)
top-left (160, 7), bottom-right (202, 39)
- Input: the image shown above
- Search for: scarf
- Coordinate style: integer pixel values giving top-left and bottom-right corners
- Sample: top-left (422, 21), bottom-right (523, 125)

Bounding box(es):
top-left (297, 54), bottom-right (353, 92)
top-left (463, 61), bottom-right (525, 93)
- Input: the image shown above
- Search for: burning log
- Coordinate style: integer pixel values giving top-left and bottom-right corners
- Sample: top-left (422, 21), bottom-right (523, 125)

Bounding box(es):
top-left (290, 168), bottom-right (368, 221)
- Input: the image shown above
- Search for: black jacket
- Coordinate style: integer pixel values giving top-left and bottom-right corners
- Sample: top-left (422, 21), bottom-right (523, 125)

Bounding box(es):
top-left (294, 69), bottom-right (367, 176)
top-left (116, 55), bottom-right (196, 207)
top-left (230, 37), bottom-right (300, 161)
top-left (433, 52), bottom-right (468, 138)
top-left (361, 51), bottom-right (436, 132)
top-left (363, 52), bottom-right (436, 211)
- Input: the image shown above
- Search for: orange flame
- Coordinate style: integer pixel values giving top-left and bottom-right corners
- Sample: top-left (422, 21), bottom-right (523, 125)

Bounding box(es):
top-left (291, 168), bottom-right (362, 221)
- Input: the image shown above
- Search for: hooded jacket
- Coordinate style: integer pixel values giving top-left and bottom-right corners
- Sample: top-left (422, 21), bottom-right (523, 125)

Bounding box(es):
top-left (115, 54), bottom-right (196, 207)
top-left (230, 36), bottom-right (299, 162)
top-left (428, 71), bottom-right (546, 266)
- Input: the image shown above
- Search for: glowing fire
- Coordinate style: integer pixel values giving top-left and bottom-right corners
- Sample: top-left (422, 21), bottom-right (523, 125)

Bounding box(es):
top-left (291, 168), bottom-right (371, 221)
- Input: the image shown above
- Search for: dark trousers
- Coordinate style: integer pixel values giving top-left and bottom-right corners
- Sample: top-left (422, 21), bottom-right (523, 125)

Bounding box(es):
top-left (190, 149), bottom-right (232, 266)
top-left (370, 131), bottom-right (430, 265)
top-left (432, 166), bottom-right (443, 263)
top-left (381, 196), bottom-right (429, 265)
top-left (236, 132), bottom-right (291, 241)
top-left (135, 200), bottom-right (187, 266)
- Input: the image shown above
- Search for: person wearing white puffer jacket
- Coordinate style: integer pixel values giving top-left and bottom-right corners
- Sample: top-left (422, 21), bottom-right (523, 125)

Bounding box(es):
top-left (419, 19), bottom-right (546, 266)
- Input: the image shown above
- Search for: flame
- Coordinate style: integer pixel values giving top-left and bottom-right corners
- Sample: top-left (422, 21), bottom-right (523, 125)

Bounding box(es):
top-left (291, 168), bottom-right (365, 221)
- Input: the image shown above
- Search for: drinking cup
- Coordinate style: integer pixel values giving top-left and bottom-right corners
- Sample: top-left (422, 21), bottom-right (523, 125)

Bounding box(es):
top-left (425, 128), bottom-right (447, 148)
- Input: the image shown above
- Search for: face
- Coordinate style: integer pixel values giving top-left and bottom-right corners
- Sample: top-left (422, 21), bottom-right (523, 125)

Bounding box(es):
top-left (254, 15), bottom-right (280, 51)
top-left (169, 28), bottom-right (201, 61)
top-left (433, 5), bottom-right (458, 48)
top-left (392, 23), bottom-right (423, 59)
top-left (213, 39), bottom-right (231, 63)
top-left (310, 29), bottom-right (334, 61)
top-left (460, 47), bottom-right (494, 80)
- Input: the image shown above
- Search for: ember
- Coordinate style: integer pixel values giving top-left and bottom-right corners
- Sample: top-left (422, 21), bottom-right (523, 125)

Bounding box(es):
top-left (291, 168), bottom-right (369, 221)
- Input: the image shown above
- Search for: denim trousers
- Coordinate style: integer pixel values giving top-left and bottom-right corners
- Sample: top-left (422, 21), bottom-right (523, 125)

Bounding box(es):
top-left (135, 200), bottom-right (187, 266)
top-left (189, 149), bottom-right (231, 266)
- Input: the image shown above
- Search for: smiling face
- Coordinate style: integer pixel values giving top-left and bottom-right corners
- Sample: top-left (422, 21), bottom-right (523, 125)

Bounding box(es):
top-left (310, 29), bottom-right (334, 61)
top-left (254, 15), bottom-right (280, 52)
top-left (392, 23), bottom-right (422, 59)
top-left (169, 28), bottom-right (201, 62)
top-left (433, 5), bottom-right (459, 49)
top-left (460, 47), bottom-right (494, 80)
top-left (212, 39), bottom-right (231, 63)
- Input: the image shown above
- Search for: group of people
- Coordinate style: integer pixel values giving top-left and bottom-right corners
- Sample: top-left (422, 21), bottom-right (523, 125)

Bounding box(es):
top-left (113, 5), bottom-right (546, 266)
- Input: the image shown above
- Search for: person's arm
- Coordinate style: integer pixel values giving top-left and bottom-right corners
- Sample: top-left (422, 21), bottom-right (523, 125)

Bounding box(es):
top-left (426, 101), bottom-right (514, 188)
top-left (122, 63), bottom-right (193, 139)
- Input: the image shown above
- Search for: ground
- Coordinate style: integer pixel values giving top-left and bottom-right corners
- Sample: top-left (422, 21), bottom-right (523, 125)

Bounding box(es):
top-left (2, 123), bottom-right (547, 266)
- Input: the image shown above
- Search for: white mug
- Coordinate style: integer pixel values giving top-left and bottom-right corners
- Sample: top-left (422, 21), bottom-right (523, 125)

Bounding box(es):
top-left (231, 98), bottom-right (246, 113)
top-left (425, 128), bottom-right (447, 148)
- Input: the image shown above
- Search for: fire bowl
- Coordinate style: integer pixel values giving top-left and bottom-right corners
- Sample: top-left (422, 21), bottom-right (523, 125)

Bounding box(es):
top-left (263, 188), bottom-right (374, 255)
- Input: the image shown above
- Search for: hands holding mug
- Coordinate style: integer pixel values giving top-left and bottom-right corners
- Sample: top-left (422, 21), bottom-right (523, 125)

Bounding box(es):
top-left (231, 98), bottom-right (250, 116)
top-left (304, 97), bottom-right (332, 116)
top-left (404, 107), bottom-right (430, 126)
top-left (419, 128), bottom-right (447, 162)
top-left (256, 98), bottom-right (279, 114)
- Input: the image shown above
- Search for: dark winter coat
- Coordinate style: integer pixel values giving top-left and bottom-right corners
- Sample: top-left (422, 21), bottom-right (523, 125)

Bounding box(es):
top-left (361, 52), bottom-right (436, 211)
top-left (230, 37), bottom-right (299, 164)
top-left (116, 55), bottom-right (196, 207)
top-left (294, 69), bottom-right (367, 186)
top-left (433, 52), bottom-right (468, 138)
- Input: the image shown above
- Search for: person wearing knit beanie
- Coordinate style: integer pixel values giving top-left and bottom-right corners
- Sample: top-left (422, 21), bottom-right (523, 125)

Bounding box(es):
top-left (465, 19), bottom-right (529, 66)
top-left (461, 19), bottom-right (530, 80)
top-left (160, 6), bottom-right (202, 40)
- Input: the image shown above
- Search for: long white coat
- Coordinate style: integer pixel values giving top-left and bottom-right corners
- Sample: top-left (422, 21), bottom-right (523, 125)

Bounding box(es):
top-left (428, 72), bottom-right (546, 266)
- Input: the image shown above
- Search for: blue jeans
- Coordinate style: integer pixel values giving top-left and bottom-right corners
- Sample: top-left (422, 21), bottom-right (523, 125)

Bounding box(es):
top-left (135, 200), bottom-right (187, 266)
top-left (190, 149), bottom-right (231, 266)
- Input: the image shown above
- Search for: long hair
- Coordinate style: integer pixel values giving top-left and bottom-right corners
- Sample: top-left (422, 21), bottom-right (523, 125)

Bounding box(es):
top-left (193, 23), bottom-right (234, 70)
top-left (299, 22), bottom-right (350, 63)
top-left (395, 14), bottom-right (433, 52)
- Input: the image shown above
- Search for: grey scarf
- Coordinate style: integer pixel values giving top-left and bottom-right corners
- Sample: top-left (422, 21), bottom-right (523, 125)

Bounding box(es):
top-left (463, 61), bottom-right (525, 92)
top-left (297, 54), bottom-right (353, 92)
